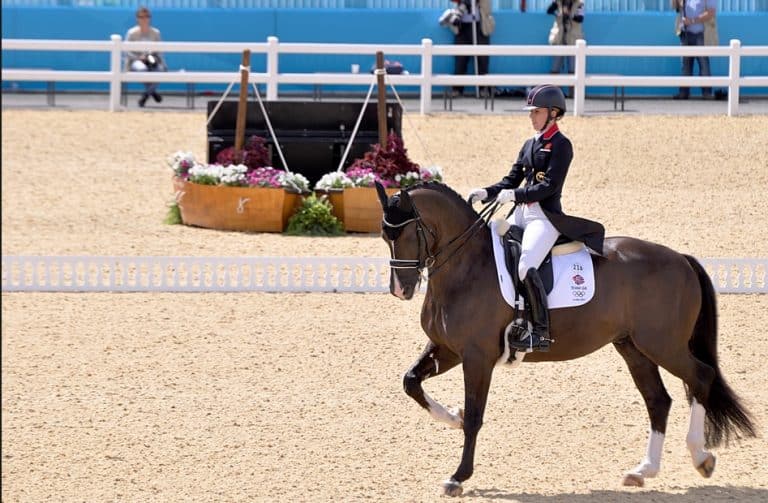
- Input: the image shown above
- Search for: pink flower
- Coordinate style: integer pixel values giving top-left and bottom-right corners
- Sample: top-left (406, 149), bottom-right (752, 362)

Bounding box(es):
top-left (246, 167), bottom-right (285, 188)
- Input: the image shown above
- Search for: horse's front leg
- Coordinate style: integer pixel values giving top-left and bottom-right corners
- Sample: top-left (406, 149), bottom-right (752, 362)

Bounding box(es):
top-left (442, 350), bottom-right (495, 497)
top-left (403, 342), bottom-right (462, 429)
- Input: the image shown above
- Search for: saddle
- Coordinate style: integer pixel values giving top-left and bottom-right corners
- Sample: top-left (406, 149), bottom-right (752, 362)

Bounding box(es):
top-left (497, 220), bottom-right (582, 296)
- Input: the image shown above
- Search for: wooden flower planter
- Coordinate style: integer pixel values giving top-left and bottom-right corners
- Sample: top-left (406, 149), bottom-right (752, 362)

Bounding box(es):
top-left (342, 186), bottom-right (399, 233)
top-left (173, 177), bottom-right (301, 233)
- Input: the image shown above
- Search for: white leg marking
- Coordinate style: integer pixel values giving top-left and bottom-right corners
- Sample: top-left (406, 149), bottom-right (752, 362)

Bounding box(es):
top-left (627, 429), bottom-right (664, 478)
top-left (686, 398), bottom-right (711, 467)
top-left (425, 393), bottom-right (462, 429)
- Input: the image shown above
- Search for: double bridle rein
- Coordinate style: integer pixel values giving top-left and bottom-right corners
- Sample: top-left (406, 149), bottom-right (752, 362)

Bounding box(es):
top-left (384, 198), bottom-right (500, 278)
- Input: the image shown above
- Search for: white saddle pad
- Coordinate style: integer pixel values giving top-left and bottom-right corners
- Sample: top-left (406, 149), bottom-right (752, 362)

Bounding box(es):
top-left (489, 220), bottom-right (595, 310)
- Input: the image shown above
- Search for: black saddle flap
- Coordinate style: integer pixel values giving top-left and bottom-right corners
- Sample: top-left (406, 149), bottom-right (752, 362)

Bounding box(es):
top-left (502, 225), bottom-right (555, 295)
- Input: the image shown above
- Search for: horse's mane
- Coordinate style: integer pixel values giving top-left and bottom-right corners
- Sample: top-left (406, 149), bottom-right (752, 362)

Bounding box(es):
top-left (406, 182), bottom-right (481, 222)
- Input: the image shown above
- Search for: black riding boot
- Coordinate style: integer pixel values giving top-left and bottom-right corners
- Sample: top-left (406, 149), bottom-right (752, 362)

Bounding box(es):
top-left (509, 267), bottom-right (551, 353)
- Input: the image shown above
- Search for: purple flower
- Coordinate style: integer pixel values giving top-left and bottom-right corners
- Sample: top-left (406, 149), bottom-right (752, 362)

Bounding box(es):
top-left (246, 167), bottom-right (285, 188)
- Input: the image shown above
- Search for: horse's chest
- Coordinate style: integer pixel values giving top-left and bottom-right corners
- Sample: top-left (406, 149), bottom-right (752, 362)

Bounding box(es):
top-left (422, 302), bottom-right (466, 344)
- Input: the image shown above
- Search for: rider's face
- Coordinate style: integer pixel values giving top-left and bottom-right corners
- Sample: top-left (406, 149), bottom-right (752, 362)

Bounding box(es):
top-left (529, 107), bottom-right (550, 131)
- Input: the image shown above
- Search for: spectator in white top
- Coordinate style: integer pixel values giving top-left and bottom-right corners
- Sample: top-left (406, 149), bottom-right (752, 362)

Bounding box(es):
top-left (125, 6), bottom-right (167, 107)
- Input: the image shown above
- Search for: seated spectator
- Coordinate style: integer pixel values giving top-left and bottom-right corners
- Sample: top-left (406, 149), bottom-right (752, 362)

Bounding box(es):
top-left (125, 6), bottom-right (167, 108)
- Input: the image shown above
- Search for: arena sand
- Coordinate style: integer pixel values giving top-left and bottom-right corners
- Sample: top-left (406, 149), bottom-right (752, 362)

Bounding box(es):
top-left (2, 109), bottom-right (766, 502)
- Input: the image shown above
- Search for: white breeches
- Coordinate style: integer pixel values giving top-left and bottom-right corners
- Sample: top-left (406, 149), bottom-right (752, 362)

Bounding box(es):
top-left (508, 202), bottom-right (560, 280)
top-left (130, 60), bottom-right (150, 72)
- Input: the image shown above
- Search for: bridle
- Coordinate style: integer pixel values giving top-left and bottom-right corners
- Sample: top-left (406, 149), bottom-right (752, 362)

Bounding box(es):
top-left (384, 196), bottom-right (501, 279)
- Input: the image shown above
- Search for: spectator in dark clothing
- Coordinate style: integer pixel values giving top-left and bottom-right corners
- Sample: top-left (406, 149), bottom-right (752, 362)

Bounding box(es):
top-left (547, 0), bottom-right (584, 98)
top-left (440, 0), bottom-right (495, 98)
top-left (672, 0), bottom-right (716, 100)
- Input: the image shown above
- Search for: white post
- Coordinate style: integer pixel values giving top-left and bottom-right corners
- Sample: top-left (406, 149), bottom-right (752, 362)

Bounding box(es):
top-left (109, 34), bottom-right (123, 112)
top-left (420, 38), bottom-right (433, 115)
top-left (573, 39), bottom-right (586, 117)
top-left (727, 39), bottom-right (741, 117)
top-left (471, 0), bottom-right (480, 99)
top-left (266, 36), bottom-right (279, 101)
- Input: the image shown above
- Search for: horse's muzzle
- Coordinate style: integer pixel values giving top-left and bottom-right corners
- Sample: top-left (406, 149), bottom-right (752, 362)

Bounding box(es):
top-left (390, 270), bottom-right (419, 300)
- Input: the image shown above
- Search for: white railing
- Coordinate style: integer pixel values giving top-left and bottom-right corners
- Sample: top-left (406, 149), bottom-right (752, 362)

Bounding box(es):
top-left (2, 256), bottom-right (766, 293)
top-left (0, 256), bottom-right (392, 293)
top-left (2, 36), bottom-right (767, 115)
top-left (2, 0), bottom-right (765, 12)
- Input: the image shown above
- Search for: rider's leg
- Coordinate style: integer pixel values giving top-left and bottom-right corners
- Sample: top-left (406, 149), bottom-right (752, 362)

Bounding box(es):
top-left (512, 267), bottom-right (550, 352)
top-left (517, 206), bottom-right (559, 281)
top-left (511, 206), bottom-right (559, 352)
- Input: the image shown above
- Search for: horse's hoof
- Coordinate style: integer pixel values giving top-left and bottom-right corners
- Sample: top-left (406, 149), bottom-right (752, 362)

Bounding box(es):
top-left (441, 478), bottom-right (463, 497)
top-left (622, 472), bottom-right (644, 487)
top-left (696, 453), bottom-right (716, 478)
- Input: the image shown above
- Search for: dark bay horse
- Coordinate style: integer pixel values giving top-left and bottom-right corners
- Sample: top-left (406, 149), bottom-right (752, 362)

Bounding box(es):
top-left (374, 181), bottom-right (755, 496)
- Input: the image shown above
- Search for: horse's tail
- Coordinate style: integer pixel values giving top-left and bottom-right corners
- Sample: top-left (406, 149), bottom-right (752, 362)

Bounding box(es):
top-left (683, 254), bottom-right (756, 448)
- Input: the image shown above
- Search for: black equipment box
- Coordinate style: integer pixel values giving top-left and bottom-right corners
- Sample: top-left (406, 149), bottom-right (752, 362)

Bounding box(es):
top-left (206, 101), bottom-right (403, 186)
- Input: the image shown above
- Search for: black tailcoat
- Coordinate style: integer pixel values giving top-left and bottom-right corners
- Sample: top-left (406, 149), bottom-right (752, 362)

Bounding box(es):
top-left (484, 124), bottom-right (605, 254)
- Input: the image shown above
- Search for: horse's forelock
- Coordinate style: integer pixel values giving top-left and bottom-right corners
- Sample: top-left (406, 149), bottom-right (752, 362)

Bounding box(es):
top-left (382, 193), bottom-right (415, 240)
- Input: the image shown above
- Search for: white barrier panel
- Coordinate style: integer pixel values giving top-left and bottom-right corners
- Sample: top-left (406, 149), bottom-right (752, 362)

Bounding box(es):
top-left (1, 256), bottom-right (766, 294)
top-left (0, 256), bottom-right (392, 293)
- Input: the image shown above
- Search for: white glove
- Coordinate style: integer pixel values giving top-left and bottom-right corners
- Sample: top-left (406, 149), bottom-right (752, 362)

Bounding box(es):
top-left (496, 189), bottom-right (517, 204)
top-left (468, 188), bottom-right (488, 204)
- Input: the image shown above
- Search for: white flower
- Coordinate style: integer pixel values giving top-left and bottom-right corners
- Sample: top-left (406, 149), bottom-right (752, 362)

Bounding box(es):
top-left (346, 171), bottom-right (377, 187)
top-left (188, 163), bottom-right (247, 185)
top-left (314, 171), bottom-right (354, 190)
top-left (168, 151), bottom-right (198, 174)
top-left (280, 172), bottom-right (310, 193)
top-left (219, 164), bottom-right (248, 185)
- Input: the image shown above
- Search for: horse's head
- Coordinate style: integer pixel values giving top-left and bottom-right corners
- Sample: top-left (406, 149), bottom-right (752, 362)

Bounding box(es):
top-left (376, 181), bottom-right (483, 300)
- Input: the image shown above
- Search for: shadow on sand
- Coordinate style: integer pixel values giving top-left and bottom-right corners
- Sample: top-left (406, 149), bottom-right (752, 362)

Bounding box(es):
top-left (465, 485), bottom-right (767, 502)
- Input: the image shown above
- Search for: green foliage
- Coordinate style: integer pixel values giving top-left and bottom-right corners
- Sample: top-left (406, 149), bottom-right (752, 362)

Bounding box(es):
top-left (164, 201), bottom-right (182, 225)
top-left (285, 193), bottom-right (344, 236)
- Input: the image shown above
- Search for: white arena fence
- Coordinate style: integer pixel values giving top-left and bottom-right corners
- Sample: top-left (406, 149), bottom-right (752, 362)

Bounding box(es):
top-left (2, 36), bottom-right (767, 116)
top-left (2, 256), bottom-right (765, 294)
top-left (2, 1), bottom-right (765, 13)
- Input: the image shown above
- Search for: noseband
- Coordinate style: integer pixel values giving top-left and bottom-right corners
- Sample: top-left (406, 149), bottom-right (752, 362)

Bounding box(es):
top-left (384, 209), bottom-right (436, 273)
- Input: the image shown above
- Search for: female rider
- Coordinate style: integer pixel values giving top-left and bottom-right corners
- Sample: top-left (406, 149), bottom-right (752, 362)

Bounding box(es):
top-left (468, 84), bottom-right (604, 353)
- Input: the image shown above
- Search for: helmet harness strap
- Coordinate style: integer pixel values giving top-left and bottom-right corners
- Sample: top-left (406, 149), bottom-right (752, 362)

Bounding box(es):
top-left (538, 107), bottom-right (556, 133)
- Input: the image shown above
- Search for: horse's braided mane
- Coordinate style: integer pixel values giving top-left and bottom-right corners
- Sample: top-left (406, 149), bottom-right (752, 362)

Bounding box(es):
top-left (406, 182), bottom-right (481, 221)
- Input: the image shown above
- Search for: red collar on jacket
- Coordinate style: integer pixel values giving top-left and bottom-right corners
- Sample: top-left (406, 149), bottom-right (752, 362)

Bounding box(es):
top-left (541, 123), bottom-right (560, 140)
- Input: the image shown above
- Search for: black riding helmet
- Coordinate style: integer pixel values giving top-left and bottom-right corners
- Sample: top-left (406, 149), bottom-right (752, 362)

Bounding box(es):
top-left (522, 84), bottom-right (566, 118)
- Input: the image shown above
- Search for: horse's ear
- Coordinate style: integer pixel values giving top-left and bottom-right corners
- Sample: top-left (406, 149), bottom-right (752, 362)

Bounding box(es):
top-left (399, 188), bottom-right (413, 212)
top-left (375, 181), bottom-right (389, 210)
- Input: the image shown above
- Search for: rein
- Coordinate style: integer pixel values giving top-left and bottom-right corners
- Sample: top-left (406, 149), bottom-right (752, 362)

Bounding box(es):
top-left (385, 198), bottom-right (502, 278)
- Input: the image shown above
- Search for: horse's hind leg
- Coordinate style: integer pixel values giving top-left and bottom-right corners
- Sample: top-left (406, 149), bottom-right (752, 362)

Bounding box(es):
top-left (686, 397), bottom-right (716, 477)
top-left (613, 337), bottom-right (672, 487)
top-left (648, 349), bottom-right (718, 477)
top-left (403, 342), bottom-right (463, 429)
